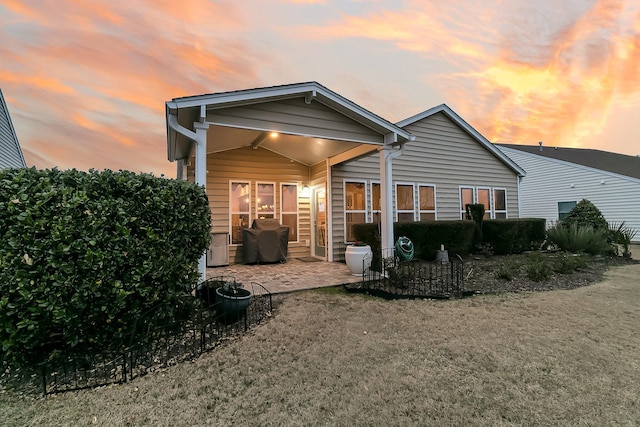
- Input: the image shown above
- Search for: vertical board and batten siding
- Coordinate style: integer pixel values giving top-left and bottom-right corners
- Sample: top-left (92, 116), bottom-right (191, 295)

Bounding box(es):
top-left (0, 90), bottom-right (26, 169)
top-left (187, 146), bottom-right (312, 263)
top-left (207, 97), bottom-right (385, 143)
top-left (501, 147), bottom-right (640, 242)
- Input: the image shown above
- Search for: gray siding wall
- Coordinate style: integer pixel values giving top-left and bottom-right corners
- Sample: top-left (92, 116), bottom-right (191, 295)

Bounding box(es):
top-left (501, 147), bottom-right (640, 242)
top-left (331, 112), bottom-right (521, 252)
top-left (0, 90), bottom-right (26, 169)
top-left (188, 146), bottom-right (312, 263)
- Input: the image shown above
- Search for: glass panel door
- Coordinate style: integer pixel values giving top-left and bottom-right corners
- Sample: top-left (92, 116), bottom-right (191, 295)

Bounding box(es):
top-left (313, 186), bottom-right (326, 258)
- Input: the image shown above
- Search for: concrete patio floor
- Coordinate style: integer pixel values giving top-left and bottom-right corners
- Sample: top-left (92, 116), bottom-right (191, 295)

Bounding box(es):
top-left (206, 259), bottom-right (362, 294)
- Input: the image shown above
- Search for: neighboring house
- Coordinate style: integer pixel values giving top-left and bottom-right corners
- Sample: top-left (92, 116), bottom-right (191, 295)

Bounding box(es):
top-left (499, 144), bottom-right (640, 243)
top-left (0, 88), bottom-right (27, 169)
top-left (165, 82), bottom-right (525, 275)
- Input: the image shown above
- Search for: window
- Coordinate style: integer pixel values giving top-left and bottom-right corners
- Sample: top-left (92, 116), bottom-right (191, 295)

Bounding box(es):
top-left (419, 185), bottom-right (436, 221)
top-left (281, 183), bottom-right (298, 242)
top-left (230, 181), bottom-right (250, 244)
top-left (345, 181), bottom-right (366, 242)
top-left (494, 189), bottom-right (507, 219)
top-left (371, 182), bottom-right (381, 224)
top-left (256, 182), bottom-right (275, 219)
top-left (460, 187), bottom-right (474, 219)
top-left (558, 201), bottom-right (576, 220)
top-left (477, 188), bottom-right (491, 220)
top-left (396, 183), bottom-right (415, 223)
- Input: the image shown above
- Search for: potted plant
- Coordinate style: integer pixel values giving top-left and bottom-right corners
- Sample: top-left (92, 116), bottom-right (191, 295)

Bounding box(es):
top-left (215, 279), bottom-right (252, 323)
top-left (345, 241), bottom-right (373, 276)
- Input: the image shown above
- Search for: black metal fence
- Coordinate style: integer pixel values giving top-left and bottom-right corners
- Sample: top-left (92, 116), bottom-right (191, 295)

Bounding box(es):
top-left (347, 255), bottom-right (465, 299)
top-left (1, 279), bottom-right (272, 395)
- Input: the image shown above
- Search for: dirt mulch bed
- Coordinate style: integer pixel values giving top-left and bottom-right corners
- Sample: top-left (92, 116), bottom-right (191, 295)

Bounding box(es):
top-left (463, 253), bottom-right (639, 294)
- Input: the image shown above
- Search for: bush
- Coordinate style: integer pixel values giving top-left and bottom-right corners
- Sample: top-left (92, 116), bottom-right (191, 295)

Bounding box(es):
top-left (0, 168), bottom-right (211, 371)
top-left (552, 253), bottom-right (589, 274)
top-left (609, 221), bottom-right (638, 258)
top-left (483, 218), bottom-right (546, 255)
top-left (495, 259), bottom-right (520, 281)
top-left (547, 222), bottom-right (610, 254)
top-left (562, 199), bottom-right (608, 231)
top-left (352, 220), bottom-right (475, 267)
top-left (524, 253), bottom-right (552, 282)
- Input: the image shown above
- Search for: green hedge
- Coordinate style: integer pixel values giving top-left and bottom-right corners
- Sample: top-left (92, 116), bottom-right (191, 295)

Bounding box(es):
top-left (353, 220), bottom-right (475, 262)
top-left (482, 218), bottom-right (546, 255)
top-left (0, 168), bottom-right (211, 370)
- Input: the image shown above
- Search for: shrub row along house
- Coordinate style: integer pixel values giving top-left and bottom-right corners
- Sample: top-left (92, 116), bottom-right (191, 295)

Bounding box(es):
top-left (499, 144), bottom-right (640, 243)
top-left (165, 82), bottom-right (526, 278)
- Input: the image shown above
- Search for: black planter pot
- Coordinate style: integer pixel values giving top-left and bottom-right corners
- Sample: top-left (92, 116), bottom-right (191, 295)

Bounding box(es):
top-left (215, 287), bottom-right (252, 323)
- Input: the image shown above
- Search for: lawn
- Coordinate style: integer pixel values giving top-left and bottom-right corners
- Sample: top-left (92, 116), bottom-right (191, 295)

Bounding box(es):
top-left (2, 264), bottom-right (640, 426)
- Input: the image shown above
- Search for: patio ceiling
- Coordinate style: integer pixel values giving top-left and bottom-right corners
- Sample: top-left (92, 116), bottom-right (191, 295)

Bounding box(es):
top-left (166, 82), bottom-right (411, 166)
top-left (203, 125), bottom-right (365, 166)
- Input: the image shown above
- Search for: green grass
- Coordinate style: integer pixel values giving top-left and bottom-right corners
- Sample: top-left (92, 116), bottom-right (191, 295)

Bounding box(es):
top-left (2, 265), bottom-right (640, 426)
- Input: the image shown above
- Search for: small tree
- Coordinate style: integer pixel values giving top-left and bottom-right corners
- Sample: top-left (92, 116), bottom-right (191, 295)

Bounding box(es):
top-left (562, 199), bottom-right (608, 231)
top-left (465, 203), bottom-right (485, 246)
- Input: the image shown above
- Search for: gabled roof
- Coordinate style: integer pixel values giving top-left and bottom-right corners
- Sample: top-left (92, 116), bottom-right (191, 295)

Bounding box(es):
top-left (499, 144), bottom-right (640, 180)
top-left (166, 81), bottom-right (412, 163)
top-left (397, 104), bottom-right (526, 177)
top-left (0, 88), bottom-right (27, 169)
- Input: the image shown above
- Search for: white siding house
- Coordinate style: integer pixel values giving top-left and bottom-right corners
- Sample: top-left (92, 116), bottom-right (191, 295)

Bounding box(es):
top-left (0, 88), bottom-right (27, 169)
top-left (499, 145), bottom-right (640, 243)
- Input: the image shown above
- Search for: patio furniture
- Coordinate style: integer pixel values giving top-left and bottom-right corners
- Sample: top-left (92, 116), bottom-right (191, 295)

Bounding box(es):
top-left (243, 219), bottom-right (289, 264)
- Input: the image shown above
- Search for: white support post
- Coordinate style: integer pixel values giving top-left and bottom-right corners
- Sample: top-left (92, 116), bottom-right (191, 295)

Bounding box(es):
top-left (194, 122), bottom-right (209, 282)
top-left (379, 140), bottom-right (405, 259)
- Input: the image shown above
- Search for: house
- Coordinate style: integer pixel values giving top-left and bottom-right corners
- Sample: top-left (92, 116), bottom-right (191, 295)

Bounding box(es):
top-left (498, 144), bottom-right (640, 243)
top-left (165, 82), bottom-right (525, 277)
top-left (0, 88), bottom-right (27, 169)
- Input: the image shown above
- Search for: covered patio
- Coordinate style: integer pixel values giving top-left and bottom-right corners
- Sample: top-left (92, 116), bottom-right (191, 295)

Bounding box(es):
top-left (207, 259), bottom-right (361, 294)
top-left (166, 82), bottom-right (413, 280)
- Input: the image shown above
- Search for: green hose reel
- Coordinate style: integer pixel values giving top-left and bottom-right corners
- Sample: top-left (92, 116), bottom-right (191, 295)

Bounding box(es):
top-left (395, 236), bottom-right (414, 261)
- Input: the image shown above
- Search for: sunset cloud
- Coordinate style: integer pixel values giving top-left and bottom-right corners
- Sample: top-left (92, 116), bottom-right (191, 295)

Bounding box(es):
top-left (1, 0), bottom-right (639, 176)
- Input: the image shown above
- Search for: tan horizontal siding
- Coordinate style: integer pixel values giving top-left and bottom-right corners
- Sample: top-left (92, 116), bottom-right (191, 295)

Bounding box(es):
top-left (188, 146), bottom-right (312, 263)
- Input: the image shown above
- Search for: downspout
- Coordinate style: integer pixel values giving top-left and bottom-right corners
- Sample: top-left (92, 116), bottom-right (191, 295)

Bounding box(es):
top-left (379, 141), bottom-right (406, 258)
top-left (517, 175), bottom-right (522, 218)
top-left (167, 110), bottom-right (210, 282)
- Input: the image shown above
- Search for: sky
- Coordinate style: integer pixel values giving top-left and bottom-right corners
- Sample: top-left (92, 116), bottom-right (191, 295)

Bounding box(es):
top-left (1, 0), bottom-right (639, 177)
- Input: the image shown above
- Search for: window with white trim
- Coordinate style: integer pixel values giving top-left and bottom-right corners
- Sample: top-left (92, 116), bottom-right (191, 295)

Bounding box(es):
top-left (460, 186), bottom-right (474, 219)
top-left (396, 183), bottom-right (415, 223)
top-left (370, 182), bottom-right (381, 224)
top-left (418, 184), bottom-right (436, 221)
top-left (256, 182), bottom-right (275, 219)
top-left (494, 189), bottom-right (507, 219)
top-left (230, 181), bottom-right (250, 244)
top-left (281, 183), bottom-right (298, 242)
top-left (477, 187), bottom-right (491, 220)
top-left (558, 201), bottom-right (576, 221)
top-left (344, 181), bottom-right (366, 242)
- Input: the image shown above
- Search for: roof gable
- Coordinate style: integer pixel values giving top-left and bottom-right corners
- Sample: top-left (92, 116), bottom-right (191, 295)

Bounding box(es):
top-left (499, 144), bottom-right (640, 180)
top-left (0, 88), bottom-right (27, 169)
top-left (397, 104), bottom-right (525, 176)
top-left (166, 82), bottom-right (412, 162)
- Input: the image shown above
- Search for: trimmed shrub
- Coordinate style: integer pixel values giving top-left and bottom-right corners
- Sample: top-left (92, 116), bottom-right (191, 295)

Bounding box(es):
top-left (482, 218), bottom-right (546, 255)
top-left (547, 222), bottom-right (610, 254)
top-left (352, 220), bottom-right (475, 262)
top-left (562, 199), bottom-right (608, 231)
top-left (0, 168), bottom-right (211, 370)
